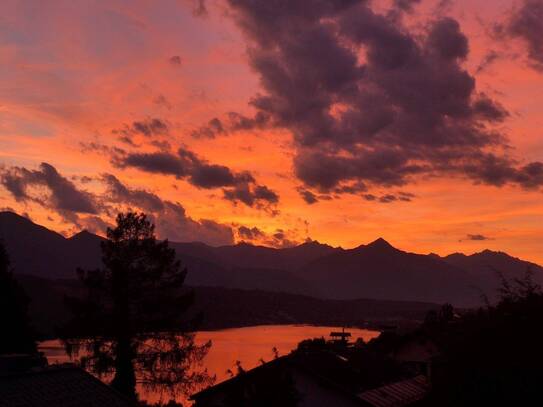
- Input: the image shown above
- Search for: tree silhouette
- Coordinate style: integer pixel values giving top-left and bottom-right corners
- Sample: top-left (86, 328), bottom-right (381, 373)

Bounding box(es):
top-left (426, 271), bottom-right (543, 406)
top-left (0, 240), bottom-right (37, 355)
top-left (61, 212), bottom-right (213, 400)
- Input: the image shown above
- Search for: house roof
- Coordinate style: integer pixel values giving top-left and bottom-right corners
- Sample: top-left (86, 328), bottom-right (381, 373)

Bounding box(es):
top-left (358, 375), bottom-right (429, 407)
top-left (191, 348), bottom-right (422, 405)
top-left (0, 364), bottom-right (135, 407)
top-left (190, 355), bottom-right (290, 400)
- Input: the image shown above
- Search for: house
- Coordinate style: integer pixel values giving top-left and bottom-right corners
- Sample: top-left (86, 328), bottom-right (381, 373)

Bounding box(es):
top-left (0, 355), bottom-right (135, 407)
top-left (191, 343), bottom-right (430, 407)
top-left (391, 337), bottom-right (440, 377)
top-left (330, 327), bottom-right (352, 346)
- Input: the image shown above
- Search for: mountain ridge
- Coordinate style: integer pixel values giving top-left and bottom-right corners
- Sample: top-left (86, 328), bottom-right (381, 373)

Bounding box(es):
top-left (1, 211), bottom-right (541, 307)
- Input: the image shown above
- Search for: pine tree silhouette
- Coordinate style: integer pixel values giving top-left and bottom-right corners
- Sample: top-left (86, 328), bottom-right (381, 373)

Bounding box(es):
top-left (61, 212), bottom-right (214, 400)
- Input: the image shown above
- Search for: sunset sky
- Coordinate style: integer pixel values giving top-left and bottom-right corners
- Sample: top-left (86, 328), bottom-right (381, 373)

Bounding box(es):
top-left (1, 0), bottom-right (542, 263)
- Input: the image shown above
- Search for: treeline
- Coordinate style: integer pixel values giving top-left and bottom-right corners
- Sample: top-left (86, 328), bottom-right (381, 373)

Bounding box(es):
top-left (17, 275), bottom-right (440, 338)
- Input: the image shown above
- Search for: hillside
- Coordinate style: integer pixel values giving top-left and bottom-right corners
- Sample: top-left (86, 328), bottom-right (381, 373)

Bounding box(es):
top-left (16, 274), bottom-right (440, 338)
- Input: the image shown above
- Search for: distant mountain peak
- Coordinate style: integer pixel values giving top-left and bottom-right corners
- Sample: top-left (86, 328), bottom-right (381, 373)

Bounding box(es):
top-left (69, 230), bottom-right (101, 241)
top-left (366, 237), bottom-right (395, 250)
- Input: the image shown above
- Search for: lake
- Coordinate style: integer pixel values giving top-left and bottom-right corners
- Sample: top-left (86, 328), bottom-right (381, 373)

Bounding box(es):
top-left (39, 324), bottom-right (380, 403)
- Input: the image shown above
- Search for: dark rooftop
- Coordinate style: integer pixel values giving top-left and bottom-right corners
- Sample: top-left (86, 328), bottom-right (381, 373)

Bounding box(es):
top-left (0, 363), bottom-right (135, 407)
top-left (192, 346), bottom-right (413, 404)
top-left (358, 375), bottom-right (428, 407)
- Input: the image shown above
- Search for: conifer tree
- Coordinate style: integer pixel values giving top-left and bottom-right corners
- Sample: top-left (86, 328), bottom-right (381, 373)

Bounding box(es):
top-left (62, 212), bottom-right (213, 400)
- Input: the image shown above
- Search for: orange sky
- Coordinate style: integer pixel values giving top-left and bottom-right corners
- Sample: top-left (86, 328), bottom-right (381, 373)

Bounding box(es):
top-left (0, 0), bottom-right (542, 264)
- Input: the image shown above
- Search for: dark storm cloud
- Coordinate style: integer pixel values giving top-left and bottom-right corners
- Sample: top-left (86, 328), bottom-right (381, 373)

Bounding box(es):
top-left (113, 147), bottom-right (279, 208)
top-left (0, 162), bottom-right (98, 215)
top-left (237, 225), bottom-right (265, 240)
top-left (221, 0), bottom-right (543, 200)
top-left (503, 0), bottom-right (543, 71)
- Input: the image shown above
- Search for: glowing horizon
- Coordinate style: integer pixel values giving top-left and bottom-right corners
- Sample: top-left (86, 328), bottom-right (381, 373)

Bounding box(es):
top-left (1, 0), bottom-right (542, 264)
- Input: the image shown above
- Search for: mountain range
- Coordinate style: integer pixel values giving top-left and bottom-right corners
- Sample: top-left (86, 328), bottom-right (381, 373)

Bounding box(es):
top-left (1, 211), bottom-right (541, 307)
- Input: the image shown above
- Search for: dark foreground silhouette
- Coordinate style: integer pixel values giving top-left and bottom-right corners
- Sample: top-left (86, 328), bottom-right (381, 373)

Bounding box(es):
top-left (0, 241), bottom-right (37, 355)
top-left (191, 273), bottom-right (543, 406)
top-left (60, 212), bottom-right (213, 401)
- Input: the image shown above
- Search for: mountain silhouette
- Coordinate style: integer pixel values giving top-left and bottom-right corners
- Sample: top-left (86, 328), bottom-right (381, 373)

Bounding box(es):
top-left (298, 238), bottom-right (476, 304)
top-left (1, 211), bottom-right (541, 306)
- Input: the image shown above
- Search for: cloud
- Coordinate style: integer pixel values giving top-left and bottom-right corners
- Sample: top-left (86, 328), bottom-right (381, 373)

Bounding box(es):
top-left (268, 229), bottom-right (301, 248)
top-left (0, 162), bottom-right (234, 245)
top-left (222, 0), bottom-right (542, 200)
top-left (363, 192), bottom-right (413, 203)
top-left (235, 225), bottom-right (301, 248)
top-left (223, 183), bottom-right (279, 209)
top-left (467, 234), bottom-right (490, 241)
top-left (476, 50), bottom-right (501, 73)
top-left (102, 173), bottom-right (165, 212)
top-left (190, 0), bottom-right (208, 17)
top-left (101, 174), bottom-right (233, 245)
top-left (191, 118), bottom-right (225, 139)
top-left (169, 55), bottom-right (182, 65)
top-left (237, 225), bottom-right (265, 240)
top-left (113, 146), bottom-right (279, 208)
top-left (298, 188), bottom-right (318, 204)
top-left (0, 162), bottom-right (98, 216)
top-left (502, 0), bottom-right (543, 71)
top-left (79, 215), bottom-right (112, 235)
top-left (114, 151), bottom-right (191, 177)
top-left (113, 117), bottom-right (169, 143)
top-left (461, 234), bottom-right (494, 242)
top-left (153, 94), bottom-right (173, 110)
top-left (190, 112), bottom-right (270, 139)
top-left (393, 0), bottom-right (422, 13)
